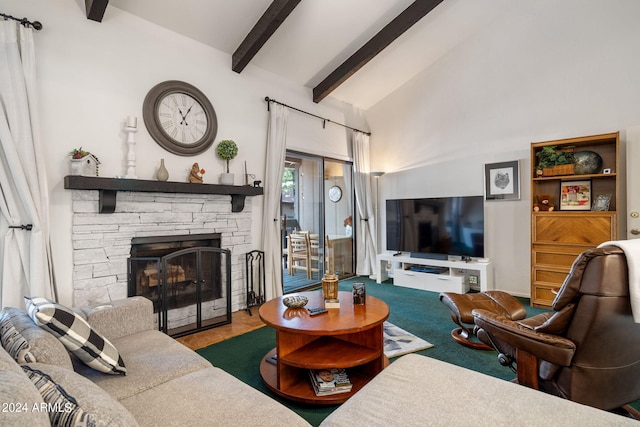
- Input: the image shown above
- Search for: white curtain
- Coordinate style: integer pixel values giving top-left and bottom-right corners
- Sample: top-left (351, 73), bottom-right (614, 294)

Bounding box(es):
top-left (0, 21), bottom-right (55, 308)
top-left (352, 131), bottom-right (377, 277)
top-left (342, 162), bottom-right (352, 217)
top-left (261, 103), bottom-right (288, 300)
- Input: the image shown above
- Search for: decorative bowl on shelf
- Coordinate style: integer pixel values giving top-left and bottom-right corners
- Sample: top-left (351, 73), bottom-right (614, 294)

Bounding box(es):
top-left (282, 296), bottom-right (308, 309)
top-left (574, 150), bottom-right (603, 175)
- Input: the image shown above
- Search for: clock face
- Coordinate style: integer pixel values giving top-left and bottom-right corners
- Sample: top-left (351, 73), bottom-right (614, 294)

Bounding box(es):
top-left (143, 81), bottom-right (217, 156)
top-left (329, 185), bottom-right (342, 202)
top-left (157, 92), bottom-right (208, 144)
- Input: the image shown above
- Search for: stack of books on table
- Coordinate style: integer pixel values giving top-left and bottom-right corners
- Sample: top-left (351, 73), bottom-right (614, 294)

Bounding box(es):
top-left (308, 368), bottom-right (353, 396)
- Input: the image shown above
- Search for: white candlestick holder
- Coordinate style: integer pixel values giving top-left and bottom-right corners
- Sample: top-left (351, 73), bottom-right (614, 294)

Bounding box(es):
top-left (124, 126), bottom-right (138, 179)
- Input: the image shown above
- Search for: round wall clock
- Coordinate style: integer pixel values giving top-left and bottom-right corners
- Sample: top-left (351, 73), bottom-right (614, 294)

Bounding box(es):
top-left (143, 80), bottom-right (217, 156)
top-left (329, 185), bottom-right (342, 202)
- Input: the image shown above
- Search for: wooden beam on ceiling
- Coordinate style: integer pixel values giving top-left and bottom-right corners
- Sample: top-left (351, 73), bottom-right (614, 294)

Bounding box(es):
top-left (85, 0), bottom-right (109, 22)
top-left (232, 0), bottom-right (302, 73)
top-left (313, 0), bottom-right (443, 104)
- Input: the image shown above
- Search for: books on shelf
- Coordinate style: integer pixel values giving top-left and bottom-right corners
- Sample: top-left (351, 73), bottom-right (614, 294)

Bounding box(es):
top-left (308, 368), bottom-right (352, 396)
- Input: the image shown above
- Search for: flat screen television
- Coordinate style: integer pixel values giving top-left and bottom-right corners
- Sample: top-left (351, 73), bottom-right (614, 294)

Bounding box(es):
top-left (386, 196), bottom-right (484, 259)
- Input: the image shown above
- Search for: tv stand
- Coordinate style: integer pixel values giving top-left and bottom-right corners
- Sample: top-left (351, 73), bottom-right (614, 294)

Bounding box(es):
top-left (376, 253), bottom-right (493, 294)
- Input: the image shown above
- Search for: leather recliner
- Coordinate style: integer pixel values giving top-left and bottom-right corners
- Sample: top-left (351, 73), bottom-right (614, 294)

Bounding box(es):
top-left (473, 245), bottom-right (640, 415)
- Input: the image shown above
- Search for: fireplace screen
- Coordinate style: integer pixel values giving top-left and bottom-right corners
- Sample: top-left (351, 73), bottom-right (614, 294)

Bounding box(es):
top-left (128, 234), bottom-right (230, 337)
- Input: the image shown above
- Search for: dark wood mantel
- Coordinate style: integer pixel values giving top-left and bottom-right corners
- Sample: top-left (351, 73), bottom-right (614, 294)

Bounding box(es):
top-left (64, 175), bottom-right (263, 214)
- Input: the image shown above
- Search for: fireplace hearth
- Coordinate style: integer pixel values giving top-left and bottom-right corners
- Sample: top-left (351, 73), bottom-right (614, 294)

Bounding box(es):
top-left (128, 233), bottom-right (231, 337)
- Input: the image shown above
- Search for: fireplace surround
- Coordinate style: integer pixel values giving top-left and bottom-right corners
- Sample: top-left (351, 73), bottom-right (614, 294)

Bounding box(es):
top-left (67, 178), bottom-right (261, 328)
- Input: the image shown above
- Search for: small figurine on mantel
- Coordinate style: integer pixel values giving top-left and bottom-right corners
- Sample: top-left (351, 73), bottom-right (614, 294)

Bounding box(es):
top-left (188, 163), bottom-right (205, 183)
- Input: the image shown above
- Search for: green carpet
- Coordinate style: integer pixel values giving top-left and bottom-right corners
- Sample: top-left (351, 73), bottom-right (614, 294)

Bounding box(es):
top-left (197, 278), bottom-right (639, 426)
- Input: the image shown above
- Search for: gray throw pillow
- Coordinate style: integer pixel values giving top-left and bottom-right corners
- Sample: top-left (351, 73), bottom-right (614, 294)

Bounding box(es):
top-left (0, 307), bottom-right (73, 369)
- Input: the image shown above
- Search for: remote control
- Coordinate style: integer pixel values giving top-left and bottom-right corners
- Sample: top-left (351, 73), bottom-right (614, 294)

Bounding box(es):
top-left (265, 355), bottom-right (277, 365)
top-left (309, 308), bottom-right (328, 316)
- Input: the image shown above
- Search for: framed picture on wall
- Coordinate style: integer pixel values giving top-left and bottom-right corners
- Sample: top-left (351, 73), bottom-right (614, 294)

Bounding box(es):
top-left (560, 180), bottom-right (591, 210)
top-left (484, 160), bottom-right (520, 201)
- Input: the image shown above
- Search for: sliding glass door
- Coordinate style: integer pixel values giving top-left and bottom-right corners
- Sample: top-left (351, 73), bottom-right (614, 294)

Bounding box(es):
top-left (281, 152), bottom-right (354, 293)
top-left (282, 154), bottom-right (322, 292)
top-left (324, 160), bottom-right (354, 278)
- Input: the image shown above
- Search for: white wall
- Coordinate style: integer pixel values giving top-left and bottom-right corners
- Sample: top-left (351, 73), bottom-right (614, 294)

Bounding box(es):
top-left (366, 0), bottom-right (640, 296)
top-left (11, 0), bottom-right (640, 302)
top-left (11, 0), bottom-right (368, 305)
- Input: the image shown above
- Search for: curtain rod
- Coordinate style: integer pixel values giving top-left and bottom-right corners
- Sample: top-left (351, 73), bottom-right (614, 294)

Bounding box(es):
top-left (264, 96), bottom-right (370, 136)
top-left (0, 12), bottom-right (43, 30)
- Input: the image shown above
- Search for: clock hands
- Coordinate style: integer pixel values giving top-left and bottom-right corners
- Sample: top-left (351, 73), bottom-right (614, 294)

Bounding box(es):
top-left (179, 104), bottom-right (195, 126)
top-left (178, 108), bottom-right (187, 125)
top-left (171, 101), bottom-right (202, 143)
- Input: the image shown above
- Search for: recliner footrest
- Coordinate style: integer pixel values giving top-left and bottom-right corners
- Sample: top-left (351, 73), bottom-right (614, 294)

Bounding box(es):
top-left (439, 291), bottom-right (526, 350)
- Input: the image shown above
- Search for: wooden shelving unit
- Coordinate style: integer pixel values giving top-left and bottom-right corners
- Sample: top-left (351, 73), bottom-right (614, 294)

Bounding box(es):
top-left (530, 132), bottom-right (620, 308)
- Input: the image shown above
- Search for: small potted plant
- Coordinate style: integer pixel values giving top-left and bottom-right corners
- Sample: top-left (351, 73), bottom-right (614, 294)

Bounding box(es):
top-left (216, 139), bottom-right (238, 185)
top-left (535, 145), bottom-right (574, 176)
top-left (69, 147), bottom-right (100, 176)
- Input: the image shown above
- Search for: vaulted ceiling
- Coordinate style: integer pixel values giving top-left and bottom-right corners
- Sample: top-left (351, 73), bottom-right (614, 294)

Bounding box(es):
top-left (94, 0), bottom-right (509, 110)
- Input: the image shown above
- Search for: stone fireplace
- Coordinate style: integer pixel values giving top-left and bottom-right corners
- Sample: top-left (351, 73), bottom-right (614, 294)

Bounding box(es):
top-left (67, 177), bottom-right (262, 331)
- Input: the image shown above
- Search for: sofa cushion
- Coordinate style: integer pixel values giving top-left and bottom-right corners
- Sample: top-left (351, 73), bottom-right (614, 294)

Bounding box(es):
top-left (24, 362), bottom-right (139, 427)
top-left (120, 366), bottom-right (311, 427)
top-left (0, 343), bottom-right (49, 426)
top-left (0, 340), bottom-right (26, 374)
top-left (74, 329), bottom-right (212, 401)
top-left (319, 354), bottom-right (637, 426)
top-left (81, 297), bottom-right (154, 341)
top-left (0, 307), bottom-right (73, 369)
top-left (0, 368), bottom-right (49, 427)
top-left (25, 297), bottom-right (126, 375)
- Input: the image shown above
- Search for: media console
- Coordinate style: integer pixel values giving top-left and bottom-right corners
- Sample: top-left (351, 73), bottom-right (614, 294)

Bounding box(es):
top-left (376, 253), bottom-right (493, 294)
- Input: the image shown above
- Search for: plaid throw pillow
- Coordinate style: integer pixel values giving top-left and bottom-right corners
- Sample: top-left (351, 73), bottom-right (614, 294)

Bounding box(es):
top-left (25, 297), bottom-right (126, 375)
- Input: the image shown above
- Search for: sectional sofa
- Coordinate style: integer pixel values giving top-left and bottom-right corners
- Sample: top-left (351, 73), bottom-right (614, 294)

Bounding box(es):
top-left (1, 295), bottom-right (635, 426)
top-left (0, 296), bottom-right (310, 426)
top-left (319, 353), bottom-right (636, 426)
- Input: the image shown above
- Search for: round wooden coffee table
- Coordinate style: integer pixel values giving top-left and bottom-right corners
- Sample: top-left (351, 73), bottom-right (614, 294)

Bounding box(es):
top-left (259, 290), bottom-right (389, 404)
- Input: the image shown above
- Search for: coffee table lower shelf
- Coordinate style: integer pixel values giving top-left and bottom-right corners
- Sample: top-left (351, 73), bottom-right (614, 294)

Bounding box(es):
top-left (259, 349), bottom-right (389, 405)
